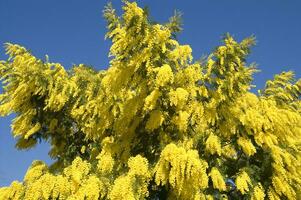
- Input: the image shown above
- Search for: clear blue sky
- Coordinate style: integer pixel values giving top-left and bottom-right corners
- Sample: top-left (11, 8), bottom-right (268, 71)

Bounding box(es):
top-left (0, 0), bottom-right (300, 186)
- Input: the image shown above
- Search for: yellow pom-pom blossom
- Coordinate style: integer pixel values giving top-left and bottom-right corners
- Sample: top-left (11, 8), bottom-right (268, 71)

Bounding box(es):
top-left (144, 89), bottom-right (161, 111)
top-left (0, 181), bottom-right (24, 200)
top-left (0, 157), bottom-right (110, 200)
top-left (146, 110), bottom-right (165, 131)
top-left (251, 183), bottom-right (265, 200)
top-left (109, 155), bottom-right (150, 200)
top-left (172, 110), bottom-right (190, 132)
top-left (235, 171), bottom-right (252, 195)
top-left (169, 87), bottom-right (189, 109)
top-left (23, 161), bottom-right (48, 183)
top-left (155, 64), bottom-right (174, 87)
top-left (64, 157), bottom-right (90, 186)
top-left (222, 144), bottom-right (237, 159)
top-left (205, 133), bottom-right (222, 156)
top-left (155, 144), bottom-right (208, 199)
top-left (97, 152), bottom-right (115, 174)
top-left (237, 137), bottom-right (257, 156)
top-left (209, 167), bottom-right (226, 191)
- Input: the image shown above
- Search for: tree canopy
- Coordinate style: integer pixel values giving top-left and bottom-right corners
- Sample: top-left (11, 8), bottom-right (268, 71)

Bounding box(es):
top-left (0, 1), bottom-right (301, 200)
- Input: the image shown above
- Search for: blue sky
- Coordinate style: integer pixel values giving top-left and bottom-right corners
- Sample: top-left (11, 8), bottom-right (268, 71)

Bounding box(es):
top-left (0, 0), bottom-right (300, 186)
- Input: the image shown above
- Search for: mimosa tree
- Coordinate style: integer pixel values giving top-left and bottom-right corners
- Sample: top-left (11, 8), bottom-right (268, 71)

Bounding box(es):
top-left (0, 1), bottom-right (300, 199)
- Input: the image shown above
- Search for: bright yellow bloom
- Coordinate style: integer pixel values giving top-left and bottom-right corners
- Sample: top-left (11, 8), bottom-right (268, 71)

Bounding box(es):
top-left (205, 133), bottom-right (222, 156)
top-left (237, 137), bottom-right (257, 156)
top-left (251, 183), bottom-right (265, 200)
top-left (146, 110), bottom-right (164, 131)
top-left (209, 167), bottom-right (226, 191)
top-left (235, 171), bottom-right (252, 194)
top-left (155, 64), bottom-right (174, 87)
top-left (169, 87), bottom-right (189, 109)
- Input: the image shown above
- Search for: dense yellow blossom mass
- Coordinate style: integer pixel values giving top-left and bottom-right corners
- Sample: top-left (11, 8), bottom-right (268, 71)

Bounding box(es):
top-left (0, 1), bottom-right (301, 199)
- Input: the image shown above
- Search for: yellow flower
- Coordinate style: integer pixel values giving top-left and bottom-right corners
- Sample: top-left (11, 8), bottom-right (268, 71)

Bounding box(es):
top-left (144, 89), bottom-right (161, 111)
top-left (173, 111), bottom-right (190, 132)
top-left (155, 64), bottom-right (174, 87)
top-left (205, 134), bottom-right (222, 156)
top-left (146, 110), bottom-right (164, 131)
top-left (237, 137), bottom-right (256, 156)
top-left (209, 167), bottom-right (226, 191)
top-left (169, 87), bottom-right (189, 109)
top-left (97, 153), bottom-right (115, 174)
top-left (251, 183), bottom-right (265, 200)
top-left (235, 171), bottom-right (252, 194)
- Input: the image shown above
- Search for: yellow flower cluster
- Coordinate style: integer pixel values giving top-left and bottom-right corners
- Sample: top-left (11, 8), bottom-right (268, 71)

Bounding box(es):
top-left (144, 89), bottom-right (161, 111)
top-left (267, 187), bottom-right (281, 200)
top-left (155, 64), bottom-right (174, 87)
top-left (209, 167), bottom-right (226, 191)
top-left (109, 155), bottom-right (150, 200)
top-left (237, 137), bottom-right (257, 156)
top-left (23, 161), bottom-right (48, 183)
top-left (97, 152), bottom-right (115, 174)
top-left (155, 144), bottom-right (208, 199)
top-left (251, 184), bottom-right (265, 200)
top-left (169, 87), bottom-right (189, 109)
top-left (0, 181), bottom-right (24, 199)
top-left (205, 133), bottom-right (222, 156)
top-left (0, 157), bottom-right (108, 200)
top-left (271, 176), bottom-right (296, 199)
top-left (123, 2), bottom-right (144, 28)
top-left (146, 110), bottom-right (164, 131)
top-left (235, 171), bottom-right (252, 194)
top-left (172, 110), bottom-right (190, 132)
top-left (169, 45), bottom-right (193, 66)
top-left (222, 144), bottom-right (237, 159)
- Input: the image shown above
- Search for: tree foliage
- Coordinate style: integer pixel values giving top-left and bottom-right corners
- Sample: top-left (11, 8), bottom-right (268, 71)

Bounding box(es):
top-left (0, 1), bottom-right (301, 199)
